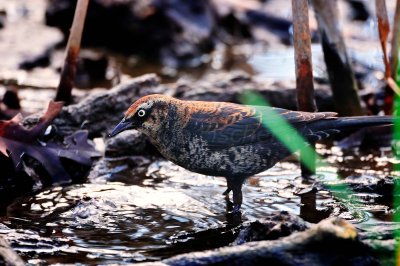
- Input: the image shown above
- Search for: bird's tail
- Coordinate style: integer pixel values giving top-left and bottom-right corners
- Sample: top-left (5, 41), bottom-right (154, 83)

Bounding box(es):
top-left (329, 115), bottom-right (393, 129)
top-left (306, 116), bottom-right (393, 141)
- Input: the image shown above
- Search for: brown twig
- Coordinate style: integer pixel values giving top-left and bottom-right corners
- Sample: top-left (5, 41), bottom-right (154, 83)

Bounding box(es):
top-left (54, 0), bottom-right (89, 104)
top-left (291, 0), bottom-right (316, 177)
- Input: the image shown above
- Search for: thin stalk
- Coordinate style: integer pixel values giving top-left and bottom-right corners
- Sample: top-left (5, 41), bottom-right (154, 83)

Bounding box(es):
top-left (291, 0), bottom-right (317, 177)
top-left (55, 0), bottom-right (89, 104)
top-left (376, 0), bottom-right (392, 79)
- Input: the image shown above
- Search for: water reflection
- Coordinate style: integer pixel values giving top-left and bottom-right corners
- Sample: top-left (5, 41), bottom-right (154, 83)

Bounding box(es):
top-left (298, 181), bottom-right (330, 223)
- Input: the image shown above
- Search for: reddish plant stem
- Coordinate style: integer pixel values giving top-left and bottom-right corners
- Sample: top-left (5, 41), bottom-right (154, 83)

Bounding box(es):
top-left (291, 0), bottom-right (317, 113)
top-left (375, 0), bottom-right (397, 113)
top-left (55, 0), bottom-right (89, 104)
top-left (376, 0), bottom-right (392, 79)
top-left (291, 0), bottom-right (316, 177)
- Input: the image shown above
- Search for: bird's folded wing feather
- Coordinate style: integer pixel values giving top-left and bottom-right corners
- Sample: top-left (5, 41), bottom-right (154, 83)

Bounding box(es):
top-left (185, 104), bottom-right (337, 150)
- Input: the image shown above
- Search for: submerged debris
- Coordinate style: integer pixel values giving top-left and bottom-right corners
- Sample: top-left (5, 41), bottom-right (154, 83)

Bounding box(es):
top-left (234, 211), bottom-right (309, 245)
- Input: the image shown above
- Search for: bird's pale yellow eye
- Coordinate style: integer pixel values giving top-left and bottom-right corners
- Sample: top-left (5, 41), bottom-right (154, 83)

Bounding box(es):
top-left (138, 109), bottom-right (146, 117)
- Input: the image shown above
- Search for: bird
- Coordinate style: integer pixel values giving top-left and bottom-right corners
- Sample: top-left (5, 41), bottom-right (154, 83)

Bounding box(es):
top-left (110, 94), bottom-right (393, 213)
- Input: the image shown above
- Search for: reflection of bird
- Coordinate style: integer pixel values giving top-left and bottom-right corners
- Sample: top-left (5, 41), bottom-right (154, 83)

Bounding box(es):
top-left (110, 94), bottom-right (392, 213)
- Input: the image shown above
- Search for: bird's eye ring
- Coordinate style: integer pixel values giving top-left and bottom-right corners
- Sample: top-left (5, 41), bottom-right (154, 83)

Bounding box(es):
top-left (138, 109), bottom-right (146, 117)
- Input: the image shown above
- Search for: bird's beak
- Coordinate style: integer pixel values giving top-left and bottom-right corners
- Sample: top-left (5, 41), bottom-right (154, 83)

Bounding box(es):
top-left (109, 118), bottom-right (132, 137)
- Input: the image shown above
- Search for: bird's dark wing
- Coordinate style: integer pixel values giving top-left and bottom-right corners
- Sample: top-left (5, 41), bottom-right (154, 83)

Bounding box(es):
top-left (185, 103), bottom-right (337, 150)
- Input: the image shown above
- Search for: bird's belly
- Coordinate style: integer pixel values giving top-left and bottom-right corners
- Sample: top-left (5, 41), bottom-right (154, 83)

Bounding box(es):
top-left (185, 148), bottom-right (272, 177)
top-left (160, 137), bottom-right (277, 177)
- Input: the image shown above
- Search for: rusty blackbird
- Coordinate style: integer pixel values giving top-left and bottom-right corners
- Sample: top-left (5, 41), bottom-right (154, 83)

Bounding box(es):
top-left (110, 94), bottom-right (393, 213)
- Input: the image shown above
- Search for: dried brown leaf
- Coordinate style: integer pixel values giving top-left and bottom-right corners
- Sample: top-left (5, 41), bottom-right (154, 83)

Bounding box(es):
top-left (0, 101), bottom-right (100, 184)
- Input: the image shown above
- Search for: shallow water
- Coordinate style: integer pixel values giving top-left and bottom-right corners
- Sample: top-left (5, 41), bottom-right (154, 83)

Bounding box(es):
top-left (1, 143), bottom-right (398, 265)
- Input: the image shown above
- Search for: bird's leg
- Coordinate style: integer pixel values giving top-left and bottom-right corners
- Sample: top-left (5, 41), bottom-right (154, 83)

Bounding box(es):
top-left (222, 177), bottom-right (232, 196)
top-left (231, 178), bottom-right (245, 213)
top-left (222, 187), bottom-right (232, 196)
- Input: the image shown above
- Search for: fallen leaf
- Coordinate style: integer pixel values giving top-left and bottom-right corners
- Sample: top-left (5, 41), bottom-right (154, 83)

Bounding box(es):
top-left (0, 101), bottom-right (100, 184)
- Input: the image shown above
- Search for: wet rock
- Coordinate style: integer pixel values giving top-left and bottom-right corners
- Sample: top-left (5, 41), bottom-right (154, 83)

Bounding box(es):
top-left (103, 129), bottom-right (161, 182)
top-left (105, 130), bottom-right (154, 157)
top-left (148, 217), bottom-right (243, 258)
top-left (89, 155), bottom-right (152, 184)
top-left (0, 236), bottom-right (25, 266)
top-left (234, 211), bottom-right (309, 245)
top-left (344, 175), bottom-right (394, 194)
top-left (321, 172), bottom-right (395, 221)
top-left (342, 174), bottom-right (395, 213)
top-left (140, 218), bottom-right (378, 266)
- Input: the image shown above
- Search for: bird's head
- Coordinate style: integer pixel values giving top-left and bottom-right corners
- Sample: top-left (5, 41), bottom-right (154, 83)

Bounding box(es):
top-left (110, 94), bottom-right (175, 137)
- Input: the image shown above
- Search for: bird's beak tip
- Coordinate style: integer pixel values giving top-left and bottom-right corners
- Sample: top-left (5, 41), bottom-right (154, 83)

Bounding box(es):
top-left (108, 130), bottom-right (119, 138)
top-left (109, 119), bottom-right (129, 138)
